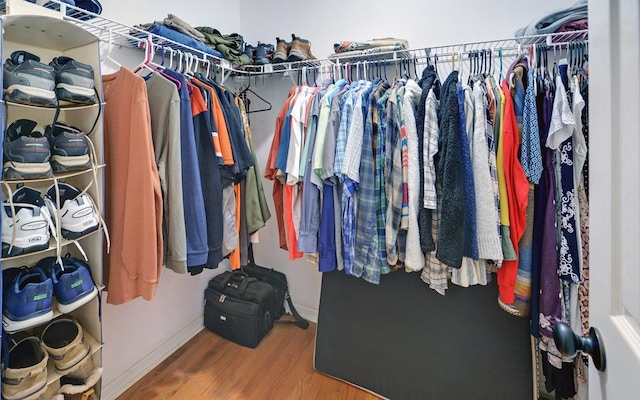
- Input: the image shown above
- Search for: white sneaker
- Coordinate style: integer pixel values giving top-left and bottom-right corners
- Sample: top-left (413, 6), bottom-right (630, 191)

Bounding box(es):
top-left (2, 186), bottom-right (52, 257)
top-left (45, 183), bottom-right (100, 240)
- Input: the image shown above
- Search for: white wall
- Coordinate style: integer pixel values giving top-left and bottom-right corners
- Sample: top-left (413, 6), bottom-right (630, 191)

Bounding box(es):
top-left (239, 0), bottom-right (576, 58)
top-left (101, 0), bottom-right (240, 34)
top-left (94, 0), bottom-right (579, 398)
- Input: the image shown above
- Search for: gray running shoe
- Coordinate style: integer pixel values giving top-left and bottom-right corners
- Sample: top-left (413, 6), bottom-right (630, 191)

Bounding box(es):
top-left (3, 119), bottom-right (53, 180)
top-left (45, 122), bottom-right (91, 172)
top-left (49, 56), bottom-right (97, 105)
top-left (3, 50), bottom-right (57, 107)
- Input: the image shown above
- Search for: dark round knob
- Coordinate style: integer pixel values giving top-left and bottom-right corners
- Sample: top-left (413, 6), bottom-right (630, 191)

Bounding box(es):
top-left (553, 322), bottom-right (606, 372)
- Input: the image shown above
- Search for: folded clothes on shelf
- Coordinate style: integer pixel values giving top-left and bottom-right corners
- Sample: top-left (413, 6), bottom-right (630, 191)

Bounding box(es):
top-left (134, 21), bottom-right (224, 59)
top-left (163, 13), bottom-right (207, 43)
top-left (195, 26), bottom-right (252, 65)
top-left (134, 15), bottom-right (252, 65)
top-left (515, 0), bottom-right (587, 38)
top-left (333, 37), bottom-right (409, 54)
top-left (328, 38), bottom-right (409, 59)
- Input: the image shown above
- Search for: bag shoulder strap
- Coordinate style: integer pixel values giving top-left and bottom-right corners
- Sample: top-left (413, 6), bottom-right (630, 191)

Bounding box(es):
top-left (276, 290), bottom-right (309, 329)
top-left (247, 244), bottom-right (309, 329)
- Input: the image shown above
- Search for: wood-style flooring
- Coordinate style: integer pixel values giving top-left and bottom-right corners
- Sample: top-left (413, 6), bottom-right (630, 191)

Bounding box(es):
top-left (116, 323), bottom-right (381, 400)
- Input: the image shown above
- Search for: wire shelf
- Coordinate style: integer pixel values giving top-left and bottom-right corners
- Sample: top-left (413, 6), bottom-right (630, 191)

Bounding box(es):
top-left (0, 0), bottom-right (588, 79)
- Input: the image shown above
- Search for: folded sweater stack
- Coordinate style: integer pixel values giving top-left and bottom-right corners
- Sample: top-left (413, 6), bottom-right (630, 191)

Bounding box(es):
top-left (328, 37), bottom-right (409, 59)
top-left (134, 14), bottom-right (252, 65)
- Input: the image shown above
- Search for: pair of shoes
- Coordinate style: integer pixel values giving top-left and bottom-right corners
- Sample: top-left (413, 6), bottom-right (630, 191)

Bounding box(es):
top-left (273, 34), bottom-right (316, 63)
top-left (1, 318), bottom-right (98, 400)
top-left (3, 119), bottom-right (91, 180)
top-left (244, 42), bottom-right (274, 65)
top-left (2, 183), bottom-right (101, 257)
top-left (2, 257), bottom-right (98, 332)
top-left (3, 50), bottom-right (97, 107)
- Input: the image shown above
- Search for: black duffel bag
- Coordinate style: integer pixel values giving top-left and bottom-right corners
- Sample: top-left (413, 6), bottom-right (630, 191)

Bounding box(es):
top-left (204, 270), bottom-right (277, 348)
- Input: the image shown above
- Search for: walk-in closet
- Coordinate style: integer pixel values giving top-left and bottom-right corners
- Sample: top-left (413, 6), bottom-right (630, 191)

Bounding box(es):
top-left (1, 0), bottom-right (638, 399)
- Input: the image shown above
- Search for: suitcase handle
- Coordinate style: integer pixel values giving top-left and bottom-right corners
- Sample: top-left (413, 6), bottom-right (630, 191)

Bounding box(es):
top-left (220, 271), bottom-right (254, 296)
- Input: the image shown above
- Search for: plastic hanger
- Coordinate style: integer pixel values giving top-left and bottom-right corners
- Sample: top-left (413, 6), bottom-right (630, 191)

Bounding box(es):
top-left (136, 39), bottom-right (183, 90)
top-left (100, 27), bottom-right (121, 73)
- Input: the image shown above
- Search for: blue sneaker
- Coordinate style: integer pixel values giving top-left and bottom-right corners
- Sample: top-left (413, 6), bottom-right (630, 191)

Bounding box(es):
top-left (3, 50), bottom-right (57, 107)
top-left (2, 266), bottom-right (54, 332)
top-left (37, 256), bottom-right (98, 314)
top-left (49, 56), bottom-right (97, 105)
top-left (45, 122), bottom-right (91, 172)
top-left (3, 119), bottom-right (53, 180)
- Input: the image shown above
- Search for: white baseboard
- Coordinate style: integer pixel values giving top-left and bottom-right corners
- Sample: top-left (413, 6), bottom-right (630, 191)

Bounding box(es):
top-left (101, 303), bottom-right (317, 400)
top-left (291, 301), bottom-right (318, 324)
top-left (101, 316), bottom-right (204, 400)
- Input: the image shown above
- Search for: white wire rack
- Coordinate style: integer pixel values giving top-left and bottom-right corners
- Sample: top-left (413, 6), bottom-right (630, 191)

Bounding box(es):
top-left (0, 0), bottom-right (588, 81)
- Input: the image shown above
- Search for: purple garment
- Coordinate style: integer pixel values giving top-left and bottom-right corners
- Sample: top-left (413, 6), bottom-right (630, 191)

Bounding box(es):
top-left (539, 89), bottom-right (562, 338)
top-left (556, 18), bottom-right (588, 33)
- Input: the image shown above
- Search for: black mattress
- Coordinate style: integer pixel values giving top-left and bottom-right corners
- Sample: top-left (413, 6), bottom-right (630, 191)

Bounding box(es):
top-left (315, 270), bottom-right (533, 400)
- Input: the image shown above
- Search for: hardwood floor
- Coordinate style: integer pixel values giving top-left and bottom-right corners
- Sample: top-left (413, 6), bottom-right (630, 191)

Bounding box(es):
top-left (116, 323), bottom-right (381, 400)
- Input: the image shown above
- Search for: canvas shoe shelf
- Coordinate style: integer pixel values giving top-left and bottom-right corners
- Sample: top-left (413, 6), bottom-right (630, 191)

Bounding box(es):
top-left (1, 12), bottom-right (106, 399)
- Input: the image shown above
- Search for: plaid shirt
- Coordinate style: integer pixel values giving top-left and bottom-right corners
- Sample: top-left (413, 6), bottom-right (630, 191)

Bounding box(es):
top-left (384, 83), bottom-right (405, 266)
top-left (375, 84), bottom-right (391, 274)
top-left (336, 82), bottom-right (363, 275)
top-left (342, 82), bottom-right (372, 183)
top-left (334, 82), bottom-right (362, 183)
top-left (353, 82), bottom-right (380, 284)
top-left (423, 88), bottom-right (440, 209)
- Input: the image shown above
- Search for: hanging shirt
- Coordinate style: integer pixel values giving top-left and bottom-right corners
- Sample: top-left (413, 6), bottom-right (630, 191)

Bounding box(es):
top-left (342, 81), bottom-right (372, 275)
top-left (538, 85), bottom-right (562, 339)
top-left (102, 67), bottom-right (163, 305)
top-left (521, 68), bottom-right (543, 184)
top-left (162, 69), bottom-right (209, 268)
top-left (471, 81), bottom-right (503, 261)
top-left (435, 71), bottom-right (465, 268)
top-left (374, 83), bottom-right (391, 274)
top-left (548, 67), bottom-right (580, 283)
top-left (265, 87), bottom-right (298, 250)
top-left (187, 82), bottom-right (224, 274)
top-left (385, 83), bottom-right (404, 266)
top-left (287, 86), bottom-right (314, 184)
top-left (496, 79), bottom-right (530, 305)
top-left (298, 85), bottom-right (328, 253)
top-left (352, 82), bottom-right (380, 283)
top-left (457, 82), bottom-right (479, 260)
top-left (146, 73), bottom-right (187, 274)
top-left (402, 79), bottom-right (424, 272)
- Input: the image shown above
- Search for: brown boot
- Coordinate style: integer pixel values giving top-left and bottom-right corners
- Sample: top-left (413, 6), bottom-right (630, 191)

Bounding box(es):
top-left (273, 37), bottom-right (291, 63)
top-left (287, 33), bottom-right (315, 62)
top-left (57, 367), bottom-right (102, 400)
